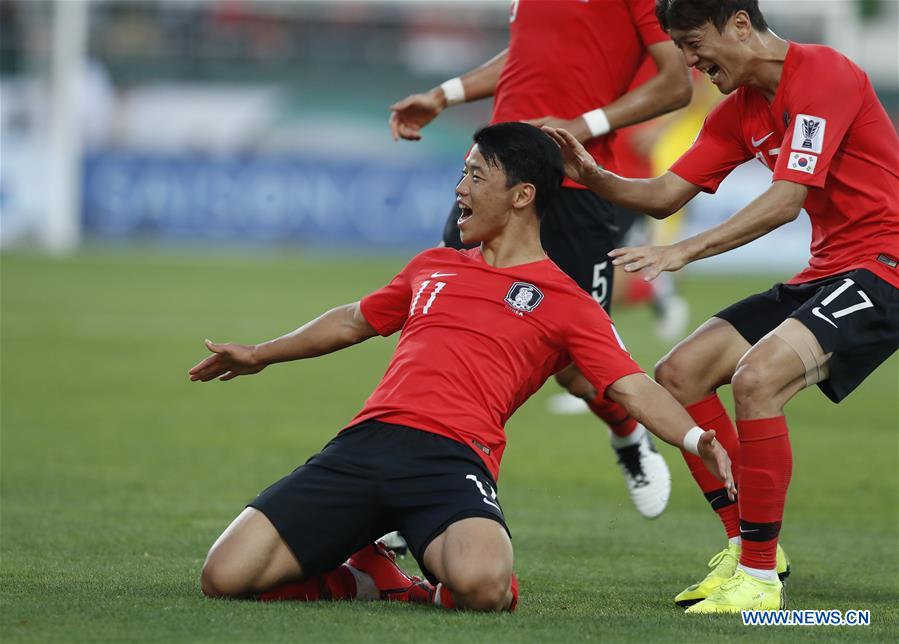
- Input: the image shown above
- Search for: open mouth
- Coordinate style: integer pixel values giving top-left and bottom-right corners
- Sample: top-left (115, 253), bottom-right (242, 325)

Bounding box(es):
top-left (705, 64), bottom-right (721, 83)
top-left (457, 204), bottom-right (473, 226)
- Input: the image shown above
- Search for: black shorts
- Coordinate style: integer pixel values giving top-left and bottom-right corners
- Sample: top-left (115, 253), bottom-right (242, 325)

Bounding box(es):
top-left (248, 420), bottom-right (509, 584)
top-left (442, 187), bottom-right (642, 313)
top-left (716, 268), bottom-right (899, 402)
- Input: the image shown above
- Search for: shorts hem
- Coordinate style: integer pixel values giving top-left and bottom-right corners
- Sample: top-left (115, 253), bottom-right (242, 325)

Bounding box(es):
top-left (414, 509), bottom-right (511, 585)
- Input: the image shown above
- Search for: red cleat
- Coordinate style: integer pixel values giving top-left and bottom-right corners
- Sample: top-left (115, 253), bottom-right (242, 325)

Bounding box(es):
top-left (346, 541), bottom-right (432, 603)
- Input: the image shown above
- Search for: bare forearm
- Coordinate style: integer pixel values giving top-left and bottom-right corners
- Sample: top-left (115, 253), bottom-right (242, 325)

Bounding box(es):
top-left (603, 70), bottom-right (691, 130)
top-left (607, 374), bottom-right (695, 448)
top-left (583, 170), bottom-right (692, 218)
top-left (675, 183), bottom-right (804, 264)
top-left (456, 49), bottom-right (507, 102)
top-left (252, 303), bottom-right (376, 366)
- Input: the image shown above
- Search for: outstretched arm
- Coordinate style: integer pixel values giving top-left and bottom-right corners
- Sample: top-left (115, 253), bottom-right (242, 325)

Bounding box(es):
top-left (542, 126), bottom-right (701, 216)
top-left (389, 49), bottom-right (508, 141)
top-left (528, 40), bottom-right (691, 142)
top-left (607, 373), bottom-right (735, 496)
top-left (188, 302), bottom-right (378, 382)
top-left (610, 179), bottom-right (808, 280)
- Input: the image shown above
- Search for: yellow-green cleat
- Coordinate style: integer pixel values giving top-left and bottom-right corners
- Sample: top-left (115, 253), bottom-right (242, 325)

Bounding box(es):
top-left (685, 569), bottom-right (784, 614)
top-left (674, 542), bottom-right (790, 607)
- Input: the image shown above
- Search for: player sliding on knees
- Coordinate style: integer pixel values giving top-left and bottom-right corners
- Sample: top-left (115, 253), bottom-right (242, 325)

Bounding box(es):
top-left (543, 0), bottom-right (898, 614)
top-left (189, 123), bottom-right (734, 612)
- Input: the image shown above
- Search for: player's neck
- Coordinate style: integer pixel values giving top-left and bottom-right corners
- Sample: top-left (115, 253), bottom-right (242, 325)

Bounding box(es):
top-left (479, 218), bottom-right (545, 269)
top-left (744, 31), bottom-right (789, 103)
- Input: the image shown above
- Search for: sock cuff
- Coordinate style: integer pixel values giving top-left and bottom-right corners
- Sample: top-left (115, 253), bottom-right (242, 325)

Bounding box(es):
top-left (685, 393), bottom-right (728, 426)
top-left (737, 416), bottom-right (789, 442)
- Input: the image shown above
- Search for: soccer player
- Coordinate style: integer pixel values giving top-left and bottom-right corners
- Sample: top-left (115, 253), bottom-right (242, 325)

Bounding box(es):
top-left (190, 123), bottom-right (734, 612)
top-left (389, 0), bottom-right (694, 520)
top-left (543, 0), bottom-right (899, 613)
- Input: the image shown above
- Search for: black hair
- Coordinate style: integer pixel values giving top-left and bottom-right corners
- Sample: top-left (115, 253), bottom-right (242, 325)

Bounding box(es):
top-left (471, 122), bottom-right (563, 219)
top-left (656, 0), bottom-right (769, 33)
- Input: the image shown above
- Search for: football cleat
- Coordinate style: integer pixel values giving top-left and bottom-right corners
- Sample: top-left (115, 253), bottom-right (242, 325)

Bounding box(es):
top-left (675, 542), bottom-right (791, 607)
top-left (685, 568), bottom-right (784, 614)
top-left (378, 531), bottom-right (409, 556)
top-left (614, 430), bottom-right (671, 519)
top-left (346, 541), bottom-right (430, 602)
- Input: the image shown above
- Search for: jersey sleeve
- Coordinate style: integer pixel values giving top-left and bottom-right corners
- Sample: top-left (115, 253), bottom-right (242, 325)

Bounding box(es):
top-left (359, 257), bottom-right (419, 337)
top-left (563, 298), bottom-right (644, 399)
top-left (669, 96), bottom-right (752, 193)
top-left (772, 57), bottom-right (865, 188)
top-left (630, 0), bottom-right (669, 47)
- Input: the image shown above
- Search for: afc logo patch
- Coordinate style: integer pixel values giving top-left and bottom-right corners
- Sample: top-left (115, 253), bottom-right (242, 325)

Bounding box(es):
top-left (504, 282), bottom-right (544, 313)
top-left (790, 113), bottom-right (826, 154)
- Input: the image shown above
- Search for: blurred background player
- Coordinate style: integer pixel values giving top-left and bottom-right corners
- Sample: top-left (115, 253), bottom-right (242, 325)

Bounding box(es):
top-left (545, 0), bottom-right (899, 613)
top-left (388, 0), bottom-right (692, 521)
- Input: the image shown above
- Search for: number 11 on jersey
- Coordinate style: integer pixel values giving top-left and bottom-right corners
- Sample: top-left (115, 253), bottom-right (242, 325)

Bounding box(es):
top-left (410, 280), bottom-right (447, 316)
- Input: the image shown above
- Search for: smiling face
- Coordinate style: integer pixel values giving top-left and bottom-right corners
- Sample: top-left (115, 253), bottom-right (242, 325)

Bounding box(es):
top-left (670, 11), bottom-right (754, 95)
top-left (455, 144), bottom-right (517, 245)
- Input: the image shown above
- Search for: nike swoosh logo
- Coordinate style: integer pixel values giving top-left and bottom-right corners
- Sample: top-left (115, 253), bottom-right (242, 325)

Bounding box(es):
top-left (751, 132), bottom-right (774, 147)
top-left (431, 272), bottom-right (456, 278)
top-left (811, 306), bottom-right (838, 328)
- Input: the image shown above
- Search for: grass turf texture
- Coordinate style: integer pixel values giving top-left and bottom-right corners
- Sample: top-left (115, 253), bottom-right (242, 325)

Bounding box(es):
top-left (2, 249), bottom-right (897, 642)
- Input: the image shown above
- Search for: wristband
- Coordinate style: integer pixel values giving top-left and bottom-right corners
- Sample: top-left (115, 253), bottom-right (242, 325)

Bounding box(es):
top-left (683, 426), bottom-right (704, 456)
top-left (440, 77), bottom-right (466, 106)
top-left (582, 107), bottom-right (611, 137)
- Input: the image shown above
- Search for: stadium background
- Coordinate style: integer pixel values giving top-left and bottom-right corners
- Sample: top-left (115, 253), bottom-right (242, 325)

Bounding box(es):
top-left (1, 1), bottom-right (897, 641)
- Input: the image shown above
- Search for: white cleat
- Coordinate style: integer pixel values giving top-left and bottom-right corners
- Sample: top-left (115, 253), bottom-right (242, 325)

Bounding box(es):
top-left (613, 429), bottom-right (671, 519)
top-left (546, 392), bottom-right (589, 415)
top-left (378, 531), bottom-right (409, 556)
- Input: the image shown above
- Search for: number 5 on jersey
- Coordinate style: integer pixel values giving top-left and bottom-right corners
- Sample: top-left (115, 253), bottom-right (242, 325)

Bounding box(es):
top-left (410, 280), bottom-right (446, 316)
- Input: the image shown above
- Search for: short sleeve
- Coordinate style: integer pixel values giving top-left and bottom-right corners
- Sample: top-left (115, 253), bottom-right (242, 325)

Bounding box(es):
top-left (630, 0), bottom-right (669, 47)
top-left (773, 59), bottom-right (865, 189)
top-left (669, 96), bottom-right (752, 193)
top-left (359, 260), bottom-right (418, 337)
top-left (564, 298), bottom-right (644, 399)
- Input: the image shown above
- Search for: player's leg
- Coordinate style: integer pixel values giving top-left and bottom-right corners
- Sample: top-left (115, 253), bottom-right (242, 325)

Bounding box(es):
top-left (201, 507), bottom-right (304, 597)
top-left (688, 270), bottom-right (899, 613)
top-left (656, 283), bottom-right (803, 606)
top-left (386, 426), bottom-right (519, 612)
top-left (201, 423), bottom-right (400, 602)
top-left (542, 189), bottom-right (671, 518)
top-left (422, 517), bottom-right (515, 611)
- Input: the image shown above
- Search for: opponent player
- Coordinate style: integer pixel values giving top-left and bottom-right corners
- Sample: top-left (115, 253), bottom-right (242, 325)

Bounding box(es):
top-left (190, 123), bottom-right (734, 612)
top-left (543, 0), bottom-right (899, 613)
top-left (389, 0), bottom-right (693, 520)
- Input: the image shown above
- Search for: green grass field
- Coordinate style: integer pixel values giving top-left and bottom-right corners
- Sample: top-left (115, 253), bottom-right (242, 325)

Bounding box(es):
top-left (2, 249), bottom-right (897, 642)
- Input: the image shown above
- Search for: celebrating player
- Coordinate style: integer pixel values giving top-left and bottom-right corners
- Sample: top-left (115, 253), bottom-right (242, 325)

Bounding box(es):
top-left (543, 0), bottom-right (899, 614)
top-left (389, 0), bottom-right (694, 521)
top-left (190, 123), bottom-right (733, 612)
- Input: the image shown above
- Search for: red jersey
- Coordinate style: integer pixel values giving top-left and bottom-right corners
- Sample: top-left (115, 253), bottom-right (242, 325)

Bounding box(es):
top-left (347, 247), bottom-right (643, 479)
top-left (671, 43), bottom-right (899, 289)
top-left (492, 0), bottom-right (668, 186)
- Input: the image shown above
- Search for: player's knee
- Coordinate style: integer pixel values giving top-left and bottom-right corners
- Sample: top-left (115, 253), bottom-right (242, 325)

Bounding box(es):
top-left (731, 360), bottom-right (774, 408)
top-left (200, 557), bottom-right (248, 599)
top-left (654, 350), bottom-right (696, 401)
top-left (452, 573), bottom-right (511, 611)
top-left (446, 564), bottom-right (512, 612)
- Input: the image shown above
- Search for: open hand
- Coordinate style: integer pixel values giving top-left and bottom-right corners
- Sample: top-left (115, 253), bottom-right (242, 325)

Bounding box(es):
top-left (188, 339), bottom-right (266, 382)
top-left (608, 243), bottom-right (688, 281)
top-left (389, 90), bottom-right (445, 141)
top-left (541, 126), bottom-right (601, 185)
top-left (698, 430), bottom-right (737, 501)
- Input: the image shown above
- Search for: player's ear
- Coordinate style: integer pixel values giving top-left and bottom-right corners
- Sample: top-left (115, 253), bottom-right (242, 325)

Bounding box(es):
top-left (511, 182), bottom-right (536, 211)
top-left (730, 10), bottom-right (753, 41)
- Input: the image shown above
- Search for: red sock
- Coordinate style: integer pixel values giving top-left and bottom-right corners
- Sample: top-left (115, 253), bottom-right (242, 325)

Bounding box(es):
top-left (736, 416), bottom-right (792, 570)
top-left (588, 395), bottom-right (637, 437)
top-left (431, 574), bottom-right (519, 612)
top-left (624, 276), bottom-right (654, 305)
top-left (257, 564), bottom-right (357, 602)
top-left (682, 394), bottom-right (741, 538)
